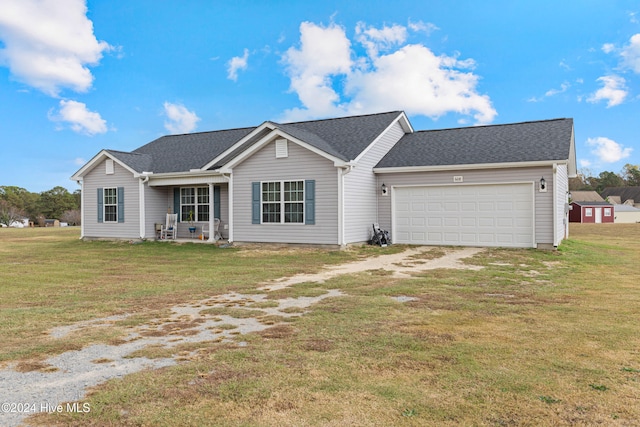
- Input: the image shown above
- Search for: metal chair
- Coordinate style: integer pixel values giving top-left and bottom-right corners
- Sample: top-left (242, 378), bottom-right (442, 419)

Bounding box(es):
top-left (202, 218), bottom-right (222, 241)
top-left (160, 213), bottom-right (178, 239)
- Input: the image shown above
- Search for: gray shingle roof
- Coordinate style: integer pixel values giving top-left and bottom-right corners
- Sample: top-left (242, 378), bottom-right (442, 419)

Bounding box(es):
top-left (600, 187), bottom-right (640, 204)
top-left (131, 127), bottom-right (256, 173)
top-left (279, 111), bottom-right (403, 161)
top-left (106, 150), bottom-right (153, 173)
top-left (571, 201), bottom-right (613, 206)
top-left (376, 118), bottom-right (574, 168)
top-left (109, 112), bottom-right (403, 173)
top-left (570, 191), bottom-right (605, 202)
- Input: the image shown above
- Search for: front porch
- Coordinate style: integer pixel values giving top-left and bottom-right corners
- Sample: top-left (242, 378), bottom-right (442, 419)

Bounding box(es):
top-left (146, 176), bottom-right (230, 242)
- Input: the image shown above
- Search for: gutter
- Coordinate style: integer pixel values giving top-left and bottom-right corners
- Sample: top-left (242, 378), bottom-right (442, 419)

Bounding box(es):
top-left (373, 160), bottom-right (569, 174)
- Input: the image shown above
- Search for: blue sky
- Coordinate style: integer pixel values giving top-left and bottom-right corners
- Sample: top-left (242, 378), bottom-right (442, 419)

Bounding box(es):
top-left (1, 0), bottom-right (639, 193)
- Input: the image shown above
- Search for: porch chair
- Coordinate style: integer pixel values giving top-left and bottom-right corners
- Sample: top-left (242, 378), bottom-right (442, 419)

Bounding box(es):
top-left (201, 218), bottom-right (222, 241)
top-left (160, 213), bottom-right (178, 240)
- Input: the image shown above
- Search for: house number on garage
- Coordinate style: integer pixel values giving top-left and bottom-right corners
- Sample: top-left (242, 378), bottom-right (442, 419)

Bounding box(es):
top-left (453, 176), bottom-right (463, 183)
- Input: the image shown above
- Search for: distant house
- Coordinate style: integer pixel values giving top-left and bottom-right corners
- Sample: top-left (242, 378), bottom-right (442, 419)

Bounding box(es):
top-left (570, 191), bottom-right (605, 203)
top-left (8, 218), bottom-right (29, 228)
top-left (44, 219), bottom-right (60, 227)
top-left (601, 187), bottom-right (640, 208)
top-left (569, 201), bottom-right (614, 223)
top-left (72, 112), bottom-right (577, 249)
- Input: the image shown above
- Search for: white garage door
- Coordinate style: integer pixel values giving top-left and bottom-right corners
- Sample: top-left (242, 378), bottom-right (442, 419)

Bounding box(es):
top-left (394, 183), bottom-right (534, 248)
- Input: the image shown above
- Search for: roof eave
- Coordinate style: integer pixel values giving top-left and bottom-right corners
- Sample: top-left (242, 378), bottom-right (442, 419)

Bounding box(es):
top-left (70, 150), bottom-right (141, 181)
top-left (353, 112), bottom-right (413, 163)
top-left (373, 159), bottom-right (569, 174)
top-left (221, 128), bottom-right (348, 171)
top-left (198, 121), bottom-right (277, 171)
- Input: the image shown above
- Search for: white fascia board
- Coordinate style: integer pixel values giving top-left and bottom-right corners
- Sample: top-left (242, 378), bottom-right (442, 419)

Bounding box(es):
top-left (199, 121), bottom-right (277, 171)
top-left (70, 150), bottom-right (139, 180)
top-left (353, 112), bottom-right (413, 164)
top-left (147, 171), bottom-right (228, 187)
top-left (567, 126), bottom-right (577, 178)
top-left (373, 160), bottom-right (567, 174)
top-left (221, 128), bottom-right (349, 170)
top-left (396, 111), bottom-right (413, 133)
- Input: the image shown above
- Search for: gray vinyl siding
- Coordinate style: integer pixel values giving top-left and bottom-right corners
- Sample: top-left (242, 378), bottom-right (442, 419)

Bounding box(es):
top-left (83, 160), bottom-right (140, 239)
top-left (376, 166), bottom-right (555, 246)
top-left (344, 121), bottom-right (405, 244)
top-left (554, 164), bottom-right (569, 245)
top-left (144, 186), bottom-right (169, 239)
top-left (233, 139), bottom-right (338, 244)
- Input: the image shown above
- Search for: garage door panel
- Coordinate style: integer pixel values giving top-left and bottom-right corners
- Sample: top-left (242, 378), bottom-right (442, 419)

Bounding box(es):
top-left (461, 217), bottom-right (477, 227)
top-left (394, 183), bottom-right (533, 248)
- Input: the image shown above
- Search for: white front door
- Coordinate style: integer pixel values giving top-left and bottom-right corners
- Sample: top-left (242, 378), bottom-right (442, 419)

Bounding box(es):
top-left (595, 207), bottom-right (602, 223)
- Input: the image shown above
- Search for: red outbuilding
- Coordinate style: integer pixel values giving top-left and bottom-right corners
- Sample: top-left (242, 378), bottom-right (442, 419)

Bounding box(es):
top-left (569, 201), bottom-right (614, 223)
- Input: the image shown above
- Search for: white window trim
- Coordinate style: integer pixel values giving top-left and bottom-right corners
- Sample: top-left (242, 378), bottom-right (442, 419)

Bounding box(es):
top-left (104, 187), bottom-right (118, 223)
top-left (260, 180), bottom-right (305, 224)
top-left (604, 208), bottom-right (612, 216)
top-left (585, 207), bottom-right (593, 217)
top-left (180, 187), bottom-right (210, 222)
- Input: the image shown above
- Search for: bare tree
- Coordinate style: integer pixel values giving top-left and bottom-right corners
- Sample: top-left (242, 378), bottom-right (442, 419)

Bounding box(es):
top-left (61, 209), bottom-right (81, 226)
top-left (0, 200), bottom-right (26, 227)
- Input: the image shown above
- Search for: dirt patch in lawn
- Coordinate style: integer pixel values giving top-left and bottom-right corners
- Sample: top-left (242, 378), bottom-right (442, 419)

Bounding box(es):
top-left (259, 246), bottom-right (484, 291)
top-left (2, 245), bottom-right (484, 427)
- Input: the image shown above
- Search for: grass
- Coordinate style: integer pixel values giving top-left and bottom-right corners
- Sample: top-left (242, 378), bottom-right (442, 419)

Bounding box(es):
top-left (2, 225), bottom-right (640, 426)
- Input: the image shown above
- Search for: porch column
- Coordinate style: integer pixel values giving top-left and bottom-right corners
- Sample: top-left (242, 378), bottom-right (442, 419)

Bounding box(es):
top-left (208, 183), bottom-right (215, 242)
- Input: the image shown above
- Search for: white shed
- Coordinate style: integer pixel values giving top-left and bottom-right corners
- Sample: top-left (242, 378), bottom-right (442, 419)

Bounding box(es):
top-left (614, 204), bottom-right (640, 223)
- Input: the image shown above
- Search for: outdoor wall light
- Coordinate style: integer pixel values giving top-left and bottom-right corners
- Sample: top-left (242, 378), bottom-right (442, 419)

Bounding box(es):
top-left (381, 183), bottom-right (388, 195)
top-left (539, 176), bottom-right (547, 192)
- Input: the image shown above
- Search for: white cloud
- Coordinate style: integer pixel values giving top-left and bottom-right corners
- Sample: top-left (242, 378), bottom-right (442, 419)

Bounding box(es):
top-left (586, 136), bottom-right (632, 163)
top-left (559, 59), bottom-right (571, 70)
top-left (74, 157), bottom-right (86, 165)
top-left (407, 20), bottom-right (439, 35)
top-left (281, 21), bottom-right (496, 125)
top-left (226, 48), bottom-right (249, 81)
top-left (346, 44), bottom-right (495, 124)
top-left (601, 43), bottom-right (616, 54)
top-left (48, 99), bottom-right (107, 135)
top-left (544, 82), bottom-right (570, 97)
top-left (163, 102), bottom-right (200, 134)
top-left (620, 33), bottom-right (640, 73)
top-left (587, 75), bottom-right (628, 107)
top-left (0, 0), bottom-right (111, 96)
top-left (281, 22), bottom-right (353, 120)
top-left (355, 22), bottom-right (407, 57)
top-left (579, 159), bottom-right (591, 168)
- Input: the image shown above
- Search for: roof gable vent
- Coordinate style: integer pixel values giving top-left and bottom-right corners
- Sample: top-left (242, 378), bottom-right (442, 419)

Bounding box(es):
top-left (275, 139), bottom-right (288, 158)
top-left (106, 159), bottom-right (114, 175)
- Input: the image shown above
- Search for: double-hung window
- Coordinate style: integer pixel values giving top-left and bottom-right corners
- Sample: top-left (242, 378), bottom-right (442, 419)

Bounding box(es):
top-left (261, 180), bottom-right (304, 223)
top-left (104, 188), bottom-right (118, 222)
top-left (180, 187), bottom-right (209, 222)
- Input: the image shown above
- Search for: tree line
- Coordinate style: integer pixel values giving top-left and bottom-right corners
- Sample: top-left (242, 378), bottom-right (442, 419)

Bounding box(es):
top-left (570, 163), bottom-right (639, 193)
top-left (0, 186), bottom-right (80, 227)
